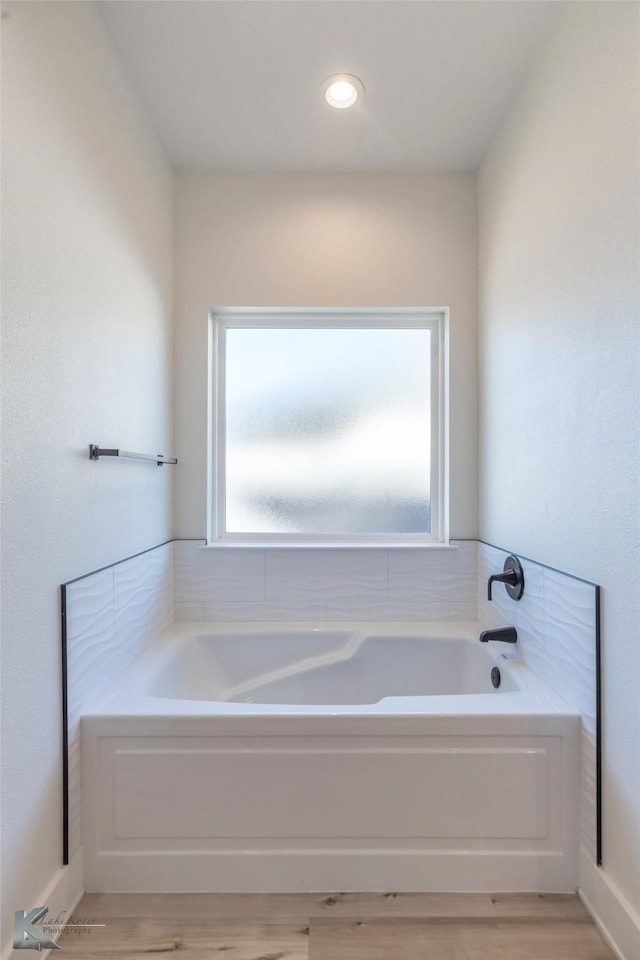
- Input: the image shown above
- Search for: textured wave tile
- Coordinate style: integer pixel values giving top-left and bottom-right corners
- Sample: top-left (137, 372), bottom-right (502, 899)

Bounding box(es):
top-left (326, 599), bottom-right (449, 621)
top-left (67, 736), bottom-right (82, 859)
top-left (511, 557), bottom-right (545, 660)
top-left (477, 546), bottom-right (546, 669)
top-left (113, 547), bottom-right (174, 674)
top-left (174, 540), bottom-right (265, 602)
top-left (66, 567), bottom-right (115, 862)
top-left (477, 542), bottom-right (508, 572)
top-left (544, 569), bottom-right (596, 632)
top-left (581, 727), bottom-right (598, 861)
top-left (387, 541), bottom-right (476, 602)
top-left (477, 543), bottom-right (513, 632)
top-left (66, 569), bottom-right (115, 741)
top-left (543, 569), bottom-right (596, 725)
top-left (147, 543), bottom-right (174, 637)
top-left (476, 542), bottom-right (509, 591)
top-left (172, 538), bottom-right (207, 558)
top-left (266, 549), bottom-right (387, 601)
top-left (545, 636), bottom-right (596, 732)
top-left (480, 552), bottom-right (545, 659)
top-left (448, 602), bottom-right (477, 621)
top-left (518, 646), bottom-right (557, 695)
top-left (477, 542), bottom-right (511, 575)
top-left (543, 567), bottom-right (597, 863)
top-left (174, 602), bottom-right (205, 621)
top-left (202, 599), bottom-right (327, 621)
top-left (66, 568), bottom-right (115, 647)
top-left (66, 544), bottom-right (175, 863)
top-left (478, 545), bottom-right (598, 865)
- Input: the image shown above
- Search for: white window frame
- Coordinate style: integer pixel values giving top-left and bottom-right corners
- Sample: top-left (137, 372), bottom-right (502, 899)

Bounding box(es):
top-left (208, 307), bottom-right (449, 547)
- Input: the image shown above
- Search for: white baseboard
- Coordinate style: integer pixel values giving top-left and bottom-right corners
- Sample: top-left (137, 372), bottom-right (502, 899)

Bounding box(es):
top-left (3, 848), bottom-right (84, 960)
top-left (579, 848), bottom-right (640, 960)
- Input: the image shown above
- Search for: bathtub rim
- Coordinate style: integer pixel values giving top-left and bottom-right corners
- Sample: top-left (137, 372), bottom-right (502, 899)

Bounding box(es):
top-left (84, 619), bottom-right (579, 720)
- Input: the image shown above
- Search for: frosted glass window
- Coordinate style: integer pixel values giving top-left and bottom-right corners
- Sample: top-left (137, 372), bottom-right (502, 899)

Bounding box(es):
top-left (222, 325), bottom-right (433, 536)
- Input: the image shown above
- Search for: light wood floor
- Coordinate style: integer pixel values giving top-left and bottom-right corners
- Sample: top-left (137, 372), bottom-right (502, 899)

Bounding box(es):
top-left (62, 892), bottom-right (615, 959)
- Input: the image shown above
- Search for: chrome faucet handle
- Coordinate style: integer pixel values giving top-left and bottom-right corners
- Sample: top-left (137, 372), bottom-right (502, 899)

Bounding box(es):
top-left (487, 555), bottom-right (525, 601)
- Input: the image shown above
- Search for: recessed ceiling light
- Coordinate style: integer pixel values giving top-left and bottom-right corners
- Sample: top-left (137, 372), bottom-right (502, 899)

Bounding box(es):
top-left (321, 74), bottom-right (365, 110)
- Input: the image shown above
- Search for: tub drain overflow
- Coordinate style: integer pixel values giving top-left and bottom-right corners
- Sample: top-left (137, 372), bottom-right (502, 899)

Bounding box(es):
top-left (491, 667), bottom-right (501, 689)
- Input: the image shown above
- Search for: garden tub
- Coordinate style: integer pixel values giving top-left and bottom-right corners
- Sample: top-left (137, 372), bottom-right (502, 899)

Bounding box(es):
top-left (81, 621), bottom-right (580, 893)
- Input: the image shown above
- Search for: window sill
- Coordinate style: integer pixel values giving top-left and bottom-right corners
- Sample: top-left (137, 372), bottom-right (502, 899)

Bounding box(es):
top-left (201, 541), bottom-right (460, 550)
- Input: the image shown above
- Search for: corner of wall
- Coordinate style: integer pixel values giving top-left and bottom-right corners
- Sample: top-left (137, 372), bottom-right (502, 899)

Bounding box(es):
top-left (579, 851), bottom-right (640, 960)
top-left (2, 849), bottom-right (84, 960)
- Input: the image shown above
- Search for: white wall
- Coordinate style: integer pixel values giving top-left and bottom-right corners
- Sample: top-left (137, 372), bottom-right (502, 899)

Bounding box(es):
top-left (479, 1), bottom-right (639, 953)
top-left (174, 172), bottom-right (478, 539)
top-left (0, 1), bottom-right (173, 952)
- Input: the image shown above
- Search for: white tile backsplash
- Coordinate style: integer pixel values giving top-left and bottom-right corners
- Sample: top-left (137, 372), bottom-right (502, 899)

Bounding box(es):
top-left (172, 540), bottom-right (478, 621)
top-left (174, 540), bottom-right (265, 602)
top-left (113, 545), bottom-right (173, 672)
top-left (66, 568), bottom-right (116, 742)
top-left (388, 541), bottom-right (476, 602)
top-left (581, 727), bottom-right (598, 863)
top-left (67, 738), bottom-right (82, 863)
top-left (544, 567), bottom-right (596, 628)
top-left (66, 537), bottom-right (597, 872)
top-left (174, 601), bottom-right (205, 621)
top-left (65, 542), bottom-right (173, 861)
top-left (202, 599), bottom-right (327, 621)
top-left (66, 537), bottom-right (480, 858)
top-left (477, 541), bottom-right (598, 866)
top-left (266, 548), bottom-right (387, 601)
top-left (66, 538), bottom-right (478, 862)
top-left (542, 566), bottom-right (598, 864)
top-left (447, 601), bottom-right (478, 621)
top-left (477, 544), bottom-right (546, 662)
top-left (326, 599), bottom-right (449, 621)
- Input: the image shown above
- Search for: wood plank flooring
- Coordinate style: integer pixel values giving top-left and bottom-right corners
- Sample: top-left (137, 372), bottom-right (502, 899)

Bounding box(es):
top-left (310, 918), bottom-right (614, 960)
top-left (61, 892), bottom-right (615, 959)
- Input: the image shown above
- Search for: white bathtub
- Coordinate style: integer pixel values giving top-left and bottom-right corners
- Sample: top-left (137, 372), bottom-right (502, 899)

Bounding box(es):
top-left (82, 621), bottom-right (580, 893)
top-left (147, 625), bottom-right (524, 705)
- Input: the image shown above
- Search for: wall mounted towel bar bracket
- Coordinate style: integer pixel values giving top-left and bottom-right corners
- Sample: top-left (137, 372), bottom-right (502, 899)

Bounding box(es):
top-left (89, 445), bottom-right (177, 466)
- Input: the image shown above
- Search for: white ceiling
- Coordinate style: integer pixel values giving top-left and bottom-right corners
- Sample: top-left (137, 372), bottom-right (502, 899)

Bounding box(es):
top-left (97, 1), bottom-right (559, 171)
